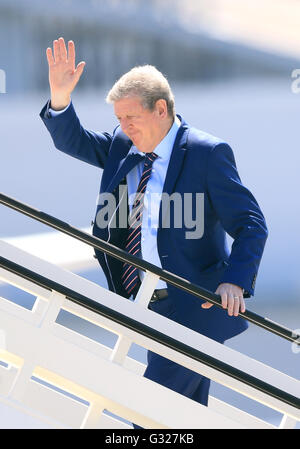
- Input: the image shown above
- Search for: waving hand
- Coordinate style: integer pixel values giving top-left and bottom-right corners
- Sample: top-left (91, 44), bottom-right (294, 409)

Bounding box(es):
top-left (46, 37), bottom-right (85, 110)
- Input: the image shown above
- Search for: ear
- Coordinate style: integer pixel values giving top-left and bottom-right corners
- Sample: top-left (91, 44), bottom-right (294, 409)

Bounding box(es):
top-left (155, 99), bottom-right (168, 119)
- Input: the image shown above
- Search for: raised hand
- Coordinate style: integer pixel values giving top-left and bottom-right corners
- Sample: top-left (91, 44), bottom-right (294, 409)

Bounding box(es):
top-left (46, 37), bottom-right (86, 110)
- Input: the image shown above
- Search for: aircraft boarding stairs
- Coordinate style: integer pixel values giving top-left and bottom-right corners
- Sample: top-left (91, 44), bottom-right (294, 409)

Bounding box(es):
top-left (0, 193), bottom-right (299, 429)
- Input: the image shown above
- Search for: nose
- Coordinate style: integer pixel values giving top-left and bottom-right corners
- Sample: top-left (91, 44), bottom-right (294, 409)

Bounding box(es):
top-left (120, 118), bottom-right (133, 134)
top-left (120, 118), bottom-right (128, 131)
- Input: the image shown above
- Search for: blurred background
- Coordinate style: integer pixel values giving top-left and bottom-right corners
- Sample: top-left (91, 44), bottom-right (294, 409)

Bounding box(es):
top-left (0, 0), bottom-right (299, 428)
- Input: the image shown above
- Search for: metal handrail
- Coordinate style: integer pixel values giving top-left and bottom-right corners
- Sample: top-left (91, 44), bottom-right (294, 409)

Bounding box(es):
top-left (0, 192), bottom-right (299, 346)
top-left (0, 254), bottom-right (299, 411)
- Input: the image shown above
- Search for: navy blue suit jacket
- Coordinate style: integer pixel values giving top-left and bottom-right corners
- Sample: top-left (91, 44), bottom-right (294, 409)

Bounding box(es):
top-left (40, 101), bottom-right (268, 342)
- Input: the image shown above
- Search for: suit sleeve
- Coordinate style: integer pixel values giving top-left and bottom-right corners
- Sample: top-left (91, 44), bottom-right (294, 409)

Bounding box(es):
top-left (40, 100), bottom-right (112, 169)
top-left (206, 143), bottom-right (268, 297)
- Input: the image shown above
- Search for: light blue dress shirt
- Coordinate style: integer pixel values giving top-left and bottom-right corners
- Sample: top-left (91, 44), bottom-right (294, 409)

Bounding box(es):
top-left (49, 103), bottom-right (181, 289)
top-left (121, 116), bottom-right (181, 289)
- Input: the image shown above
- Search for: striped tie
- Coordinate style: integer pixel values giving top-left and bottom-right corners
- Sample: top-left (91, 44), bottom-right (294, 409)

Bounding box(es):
top-left (122, 151), bottom-right (158, 295)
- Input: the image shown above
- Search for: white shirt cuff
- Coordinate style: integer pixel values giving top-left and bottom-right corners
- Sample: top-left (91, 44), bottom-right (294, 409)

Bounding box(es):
top-left (48, 102), bottom-right (71, 117)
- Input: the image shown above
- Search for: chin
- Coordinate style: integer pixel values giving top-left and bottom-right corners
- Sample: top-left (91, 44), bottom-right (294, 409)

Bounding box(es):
top-left (131, 135), bottom-right (141, 146)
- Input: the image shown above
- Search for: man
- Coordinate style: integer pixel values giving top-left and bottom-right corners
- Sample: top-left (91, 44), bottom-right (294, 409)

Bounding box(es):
top-left (40, 38), bottom-right (268, 416)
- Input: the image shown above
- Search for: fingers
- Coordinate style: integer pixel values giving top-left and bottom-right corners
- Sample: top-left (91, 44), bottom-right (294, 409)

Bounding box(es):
top-left (74, 61), bottom-right (86, 82)
top-left (221, 291), bottom-right (228, 310)
top-left (48, 38), bottom-right (74, 66)
top-left (59, 37), bottom-right (67, 61)
top-left (227, 293), bottom-right (236, 316)
top-left (223, 292), bottom-right (244, 316)
top-left (68, 40), bottom-right (75, 69)
top-left (46, 47), bottom-right (54, 66)
top-left (201, 301), bottom-right (214, 309)
top-left (215, 283), bottom-right (246, 317)
top-left (240, 296), bottom-right (246, 313)
top-left (53, 39), bottom-right (61, 63)
top-left (201, 284), bottom-right (246, 316)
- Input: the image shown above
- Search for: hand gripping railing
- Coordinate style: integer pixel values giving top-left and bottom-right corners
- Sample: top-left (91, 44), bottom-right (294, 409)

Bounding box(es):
top-left (0, 192), bottom-right (299, 347)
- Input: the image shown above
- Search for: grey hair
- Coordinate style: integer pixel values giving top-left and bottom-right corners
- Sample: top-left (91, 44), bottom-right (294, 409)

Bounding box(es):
top-left (106, 65), bottom-right (175, 118)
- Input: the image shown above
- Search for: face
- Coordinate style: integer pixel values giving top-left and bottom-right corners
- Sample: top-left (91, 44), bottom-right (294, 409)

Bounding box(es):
top-left (114, 96), bottom-right (169, 153)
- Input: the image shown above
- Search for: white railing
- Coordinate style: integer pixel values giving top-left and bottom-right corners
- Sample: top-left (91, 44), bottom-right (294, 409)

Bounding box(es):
top-left (0, 239), bottom-right (299, 429)
top-left (1, 228), bottom-right (98, 273)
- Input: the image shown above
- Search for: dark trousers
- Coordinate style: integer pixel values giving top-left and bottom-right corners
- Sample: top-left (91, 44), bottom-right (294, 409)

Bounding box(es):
top-left (145, 350), bottom-right (212, 403)
top-left (132, 352), bottom-right (213, 429)
top-left (132, 292), bottom-right (226, 428)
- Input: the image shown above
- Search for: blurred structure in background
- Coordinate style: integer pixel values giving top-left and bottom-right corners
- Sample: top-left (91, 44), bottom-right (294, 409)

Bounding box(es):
top-left (1, 0), bottom-right (300, 93)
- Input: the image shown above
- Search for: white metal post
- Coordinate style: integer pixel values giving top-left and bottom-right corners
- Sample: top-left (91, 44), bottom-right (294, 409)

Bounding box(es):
top-left (134, 271), bottom-right (160, 308)
top-left (80, 398), bottom-right (107, 429)
top-left (279, 414), bottom-right (298, 429)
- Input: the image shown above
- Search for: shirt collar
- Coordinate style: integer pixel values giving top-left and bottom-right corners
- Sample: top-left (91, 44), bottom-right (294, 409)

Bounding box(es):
top-left (129, 115), bottom-right (181, 159)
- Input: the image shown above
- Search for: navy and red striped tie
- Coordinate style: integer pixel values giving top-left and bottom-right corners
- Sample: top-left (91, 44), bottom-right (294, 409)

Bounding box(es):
top-left (122, 151), bottom-right (158, 295)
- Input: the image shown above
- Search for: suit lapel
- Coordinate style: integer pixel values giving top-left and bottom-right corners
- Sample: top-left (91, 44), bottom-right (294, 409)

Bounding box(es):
top-left (99, 127), bottom-right (132, 192)
top-left (162, 127), bottom-right (188, 196)
top-left (106, 152), bottom-right (144, 194)
top-left (159, 120), bottom-right (189, 226)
